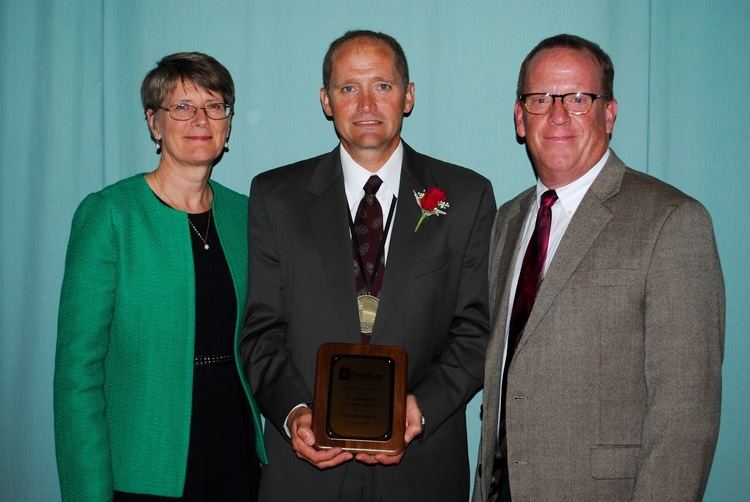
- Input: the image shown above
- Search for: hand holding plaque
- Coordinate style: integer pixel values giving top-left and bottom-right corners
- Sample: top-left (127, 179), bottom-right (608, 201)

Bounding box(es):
top-left (312, 343), bottom-right (407, 455)
top-left (287, 406), bottom-right (353, 469)
top-left (353, 394), bottom-right (424, 465)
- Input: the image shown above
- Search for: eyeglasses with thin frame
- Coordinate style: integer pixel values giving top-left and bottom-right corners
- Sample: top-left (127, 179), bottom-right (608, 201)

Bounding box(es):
top-left (159, 102), bottom-right (233, 121)
top-left (518, 92), bottom-right (611, 115)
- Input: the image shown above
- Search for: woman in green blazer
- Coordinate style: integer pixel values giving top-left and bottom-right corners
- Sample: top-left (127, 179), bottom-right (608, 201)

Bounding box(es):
top-left (54, 52), bottom-right (266, 501)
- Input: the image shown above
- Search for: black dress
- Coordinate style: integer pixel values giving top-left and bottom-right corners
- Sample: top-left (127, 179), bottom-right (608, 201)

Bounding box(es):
top-left (114, 210), bottom-right (259, 501)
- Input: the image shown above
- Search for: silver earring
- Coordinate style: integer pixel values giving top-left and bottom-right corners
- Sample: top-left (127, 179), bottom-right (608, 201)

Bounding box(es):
top-left (223, 141), bottom-right (229, 153)
top-left (155, 139), bottom-right (162, 155)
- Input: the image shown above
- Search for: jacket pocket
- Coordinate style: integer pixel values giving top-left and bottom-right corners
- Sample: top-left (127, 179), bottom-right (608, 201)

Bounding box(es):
top-left (590, 445), bottom-right (640, 479)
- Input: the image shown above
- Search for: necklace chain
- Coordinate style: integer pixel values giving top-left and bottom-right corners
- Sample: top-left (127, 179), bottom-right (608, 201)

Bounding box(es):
top-left (151, 171), bottom-right (212, 250)
top-left (188, 211), bottom-right (211, 251)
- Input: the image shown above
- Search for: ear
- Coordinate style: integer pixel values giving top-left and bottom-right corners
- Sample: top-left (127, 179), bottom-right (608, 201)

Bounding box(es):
top-left (514, 101), bottom-right (526, 138)
top-left (146, 109), bottom-right (161, 140)
top-left (403, 82), bottom-right (415, 114)
top-left (605, 98), bottom-right (618, 134)
top-left (320, 87), bottom-right (333, 118)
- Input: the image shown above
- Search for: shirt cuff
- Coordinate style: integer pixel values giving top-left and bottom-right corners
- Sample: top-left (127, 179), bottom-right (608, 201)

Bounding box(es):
top-left (283, 402), bottom-right (311, 437)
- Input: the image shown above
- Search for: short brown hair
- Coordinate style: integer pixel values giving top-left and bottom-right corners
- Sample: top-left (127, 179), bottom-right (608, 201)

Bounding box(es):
top-left (322, 30), bottom-right (409, 90)
top-left (140, 52), bottom-right (235, 113)
top-left (517, 34), bottom-right (614, 98)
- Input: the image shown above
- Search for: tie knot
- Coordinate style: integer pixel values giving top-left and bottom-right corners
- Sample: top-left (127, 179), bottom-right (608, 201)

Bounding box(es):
top-left (364, 175), bottom-right (383, 195)
top-left (540, 190), bottom-right (558, 209)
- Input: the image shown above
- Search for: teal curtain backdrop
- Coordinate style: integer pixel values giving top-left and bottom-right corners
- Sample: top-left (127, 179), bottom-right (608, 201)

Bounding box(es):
top-left (1, 0), bottom-right (747, 499)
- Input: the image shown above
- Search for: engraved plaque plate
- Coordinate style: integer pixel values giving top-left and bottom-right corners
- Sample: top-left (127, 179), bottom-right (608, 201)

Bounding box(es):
top-left (313, 343), bottom-right (407, 454)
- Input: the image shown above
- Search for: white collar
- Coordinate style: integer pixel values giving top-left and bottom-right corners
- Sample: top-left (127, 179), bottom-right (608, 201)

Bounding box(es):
top-left (536, 149), bottom-right (610, 215)
top-left (341, 142), bottom-right (403, 212)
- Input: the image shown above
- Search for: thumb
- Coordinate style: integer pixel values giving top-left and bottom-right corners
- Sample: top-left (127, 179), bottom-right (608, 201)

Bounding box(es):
top-left (300, 427), bottom-right (316, 446)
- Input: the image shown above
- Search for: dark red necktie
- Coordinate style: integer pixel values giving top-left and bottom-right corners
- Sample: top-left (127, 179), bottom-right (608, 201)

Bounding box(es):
top-left (506, 189), bottom-right (558, 358)
top-left (489, 189), bottom-right (557, 502)
top-left (352, 175), bottom-right (385, 298)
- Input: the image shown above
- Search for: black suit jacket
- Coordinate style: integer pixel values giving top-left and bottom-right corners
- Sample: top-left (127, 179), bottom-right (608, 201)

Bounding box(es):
top-left (240, 142), bottom-right (495, 502)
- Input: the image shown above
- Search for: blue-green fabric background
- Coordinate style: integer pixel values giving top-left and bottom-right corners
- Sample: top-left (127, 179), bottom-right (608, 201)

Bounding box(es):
top-left (1, 1), bottom-right (747, 499)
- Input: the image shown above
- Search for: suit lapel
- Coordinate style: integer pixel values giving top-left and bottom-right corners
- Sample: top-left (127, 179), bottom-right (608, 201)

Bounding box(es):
top-left (481, 190), bottom-right (532, 479)
top-left (372, 143), bottom-right (435, 341)
top-left (513, 153), bottom-right (626, 357)
top-left (490, 190), bottom-right (534, 331)
top-left (306, 149), bottom-right (360, 339)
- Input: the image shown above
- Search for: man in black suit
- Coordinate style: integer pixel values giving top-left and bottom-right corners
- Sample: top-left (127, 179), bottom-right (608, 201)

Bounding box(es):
top-left (240, 30), bottom-right (495, 502)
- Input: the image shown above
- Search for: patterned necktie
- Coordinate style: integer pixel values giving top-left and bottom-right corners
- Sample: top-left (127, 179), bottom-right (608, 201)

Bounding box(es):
top-left (489, 189), bottom-right (557, 502)
top-left (352, 175), bottom-right (385, 299)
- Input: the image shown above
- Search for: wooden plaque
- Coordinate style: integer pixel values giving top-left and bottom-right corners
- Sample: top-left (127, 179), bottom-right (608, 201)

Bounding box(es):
top-left (312, 342), bottom-right (407, 454)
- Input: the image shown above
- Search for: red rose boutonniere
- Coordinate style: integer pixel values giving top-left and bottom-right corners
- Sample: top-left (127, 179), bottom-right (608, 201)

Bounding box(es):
top-left (413, 186), bottom-right (449, 232)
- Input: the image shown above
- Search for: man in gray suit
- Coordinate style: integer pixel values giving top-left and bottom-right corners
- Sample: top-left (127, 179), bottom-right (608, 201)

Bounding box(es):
top-left (242, 30), bottom-right (495, 501)
top-left (474, 34), bottom-right (724, 501)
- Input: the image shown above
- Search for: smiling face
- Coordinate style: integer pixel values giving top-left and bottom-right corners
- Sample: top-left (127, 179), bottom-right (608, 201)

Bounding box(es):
top-left (320, 37), bottom-right (414, 171)
top-left (515, 47), bottom-right (617, 188)
top-left (146, 80), bottom-right (231, 170)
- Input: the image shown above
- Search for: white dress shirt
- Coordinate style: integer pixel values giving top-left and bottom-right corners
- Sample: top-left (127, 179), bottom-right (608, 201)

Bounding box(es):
top-left (340, 141), bottom-right (402, 263)
top-left (497, 149), bottom-right (610, 433)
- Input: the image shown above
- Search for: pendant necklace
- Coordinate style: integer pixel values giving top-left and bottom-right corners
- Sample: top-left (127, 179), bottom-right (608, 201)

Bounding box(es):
top-left (188, 211), bottom-right (211, 250)
top-left (152, 171), bottom-right (212, 250)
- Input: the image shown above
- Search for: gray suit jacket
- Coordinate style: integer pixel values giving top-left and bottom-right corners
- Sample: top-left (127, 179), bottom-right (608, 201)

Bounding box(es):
top-left (474, 152), bottom-right (724, 502)
top-left (241, 142), bottom-right (495, 502)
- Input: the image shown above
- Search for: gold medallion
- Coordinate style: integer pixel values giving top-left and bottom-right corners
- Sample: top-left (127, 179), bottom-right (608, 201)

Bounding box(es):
top-left (356, 294), bottom-right (379, 333)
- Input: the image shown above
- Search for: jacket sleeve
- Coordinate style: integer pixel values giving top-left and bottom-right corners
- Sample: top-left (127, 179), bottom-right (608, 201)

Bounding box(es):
top-left (54, 193), bottom-right (116, 501)
top-left (632, 199), bottom-right (724, 500)
top-left (410, 178), bottom-right (496, 438)
top-left (239, 178), bottom-right (312, 435)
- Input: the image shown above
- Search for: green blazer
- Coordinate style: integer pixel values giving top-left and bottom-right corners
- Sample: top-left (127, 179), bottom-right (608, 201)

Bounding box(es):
top-left (54, 174), bottom-right (267, 501)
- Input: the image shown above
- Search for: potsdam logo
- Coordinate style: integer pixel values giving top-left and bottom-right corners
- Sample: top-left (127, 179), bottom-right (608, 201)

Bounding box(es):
top-left (338, 367), bottom-right (383, 381)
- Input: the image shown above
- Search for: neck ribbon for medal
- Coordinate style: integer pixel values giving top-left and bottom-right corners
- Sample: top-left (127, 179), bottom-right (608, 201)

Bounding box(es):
top-left (348, 195), bottom-right (397, 334)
